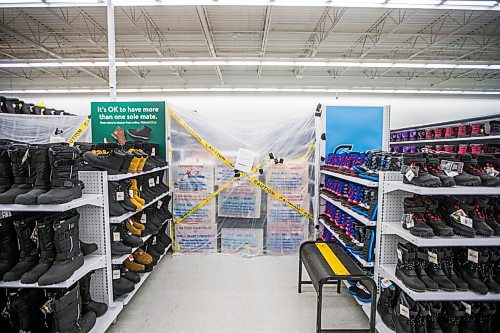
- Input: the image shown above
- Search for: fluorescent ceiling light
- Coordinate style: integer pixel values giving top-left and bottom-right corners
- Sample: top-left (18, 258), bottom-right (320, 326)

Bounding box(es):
top-left (445, 1), bottom-right (498, 6)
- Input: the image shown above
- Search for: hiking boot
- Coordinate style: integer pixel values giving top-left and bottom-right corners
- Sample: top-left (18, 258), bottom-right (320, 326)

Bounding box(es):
top-left (391, 291), bottom-right (418, 333)
top-left (438, 302), bottom-right (465, 333)
top-left (427, 302), bottom-right (443, 333)
top-left (80, 271), bottom-right (108, 317)
top-left (461, 154), bottom-right (499, 187)
top-left (3, 216), bottom-right (39, 282)
top-left (15, 144), bottom-right (52, 204)
top-left (117, 180), bottom-right (138, 211)
top-left (111, 126), bottom-right (127, 145)
top-left (83, 149), bottom-right (125, 175)
top-left (396, 242), bottom-right (426, 292)
top-left (454, 248), bottom-right (488, 295)
top-left (0, 141), bottom-right (13, 193)
top-left (20, 215), bottom-right (56, 284)
top-left (377, 278), bottom-right (397, 330)
top-left (0, 216), bottom-right (19, 280)
top-left (38, 211), bottom-right (84, 286)
top-left (403, 197), bottom-right (435, 238)
top-left (440, 197), bottom-right (476, 238)
top-left (414, 247), bottom-right (439, 291)
top-left (425, 248), bottom-right (456, 291)
top-left (52, 283), bottom-right (96, 333)
top-left (128, 126), bottom-right (152, 140)
top-left (403, 153), bottom-right (442, 187)
top-left (422, 198), bottom-right (454, 237)
top-left (425, 155), bottom-right (456, 187)
top-left (37, 145), bottom-right (84, 204)
top-left (0, 144), bottom-right (35, 203)
top-left (441, 248), bottom-right (469, 291)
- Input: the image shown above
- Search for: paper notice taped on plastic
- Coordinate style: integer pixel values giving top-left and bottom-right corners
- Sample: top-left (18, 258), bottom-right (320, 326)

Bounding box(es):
top-left (174, 223), bottom-right (217, 253)
top-left (234, 148), bottom-right (256, 173)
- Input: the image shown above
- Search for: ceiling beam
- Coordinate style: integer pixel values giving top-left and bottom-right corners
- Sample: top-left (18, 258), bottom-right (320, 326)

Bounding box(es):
top-left (195, 6), bottom-right (223, 84)
top-left (257, 5), bottom-right (272, 79)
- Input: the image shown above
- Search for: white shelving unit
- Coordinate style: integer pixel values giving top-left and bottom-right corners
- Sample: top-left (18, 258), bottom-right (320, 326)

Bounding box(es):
top-left (90, 303), bottom-right (124, 333)
top-left (111, 234), bottom-right (152, 264)
top-left (109, 191), bottom-right (170, 224)
top-left (384, 181), bottom-right (500, 196)
top-left (320, 193), bottom-right (376, 227)
top-left (107, 165), bottom-right (168, 181)
top-left (390, 134), bottom-right (500, 145)
top-left (0, 193), bottom-right (104, 211)
top-left (320, 169), bottom-right (379, 187)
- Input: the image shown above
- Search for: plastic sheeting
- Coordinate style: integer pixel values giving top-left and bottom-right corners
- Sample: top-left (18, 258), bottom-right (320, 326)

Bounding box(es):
top-left (0, 114), bottom-right (91, 143)
top-left (169, 104), bottom-right (316, 256)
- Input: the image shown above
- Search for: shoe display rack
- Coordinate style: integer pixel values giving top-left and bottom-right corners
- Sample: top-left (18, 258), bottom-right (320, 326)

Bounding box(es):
top-left (375, 171), bottom-right (500, 333)
top-left (0, 169), bottom-right (172, 333)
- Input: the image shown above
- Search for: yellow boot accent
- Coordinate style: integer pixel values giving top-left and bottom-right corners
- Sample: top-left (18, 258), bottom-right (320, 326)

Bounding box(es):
top-left (128, 149), bottom-right (141, 173)
top-left (130, 179), bottom-right (145, 205)
top-left (131, 218), bottom-right (145, 231)
top-left (127, 186), bottom-right (142, 211)
top-left (126, 218), bottom-right (142, 236)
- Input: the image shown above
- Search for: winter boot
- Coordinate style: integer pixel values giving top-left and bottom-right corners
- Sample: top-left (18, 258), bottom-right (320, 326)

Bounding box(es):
top-left (476, 302), bottom-right (495, 333)
top-left (414, 247), bottom-right (439, 291)
top-left (82, 149), bottom-right (126, 175)
top-left (0, 216), bottom-right (20, 280)
top-left (439, 153), bottom-right (482, 186)
top-left (425, 248), bottom-right (456, 291)
top-left (117, 264), bottom-right (141, 284)
top-left (116, 180), bottom-right (138, 212)
top-left (80, 241), bottom-right (97, 256)
top-left (80, 271), bottom-right (108, 317)
top-left (0, 141), bottom-right (13, 193)
top-left (454, 248), bottom-right (488, 295)
top-left (402, 153), bottom-right (442, 187)
top-left (15, 144), bottom-right (52, 204)
top-left (116, 223), bottom-right (143, 247)
top-left (132, 248), bottom-right (152, 265)
top-left (118, 151), bottom-right (134, 174)
top-left (483, 199), bottom-right (500, 236)
top-left (403, 197), bottom-right (435, 238)
top-left (11, 289), bottom-right (50, 333)
top-left (461, 197), bottom-right (494, 237)
top-left (440, 197), bottom-right (476, 238)
top-left (20, 215), bottom-right (56, 284)
top-left (37, 145), bottom-right (84, 204)
top-left (439, 302), bottom-right (465, 333)
top-left (52, 283), bottom-right (96, 333)
top-left (423, 198), bottom-right (454, 237)
top-left (391, 291), bottom-right (419, 333)
top-left (3, 216), bottom-right (39, 282)
top-left (38, 211), bottom-right (84, 285)
top-left (479, 249), bottom-right (500, 293)
top-left (112, 270), bottom-right (135, 298)
top-left (128, 126), bottom-right (152, 140)
top-left (0, 144), bottom-right (35, 203)
top-left (360, 228), bottom-right (375, 263)
top-left (415, 302), bottom-right (430, 333)
top-left (377, 278), bottom-right (397, 330)
top-left (458, 302), bottom-right (478, 333)
top-left (396, 242), bottom-right (427, 292)
top-left (460, 154), bottom-right (499, 187)
top-left (108, 181), bottom-right (127, 217)
top-left (123, 258), bottom-right (145, 272)
top-left (427, 302), bottom-right (443, 333)
top-left (441, 248), bottom-right (469, 291)
top-left (425, 154), bottom-right (456, 187)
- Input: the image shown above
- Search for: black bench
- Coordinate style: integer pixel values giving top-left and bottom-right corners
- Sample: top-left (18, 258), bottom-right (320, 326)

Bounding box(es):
top-left (298, 241), bottom-right (376, 333)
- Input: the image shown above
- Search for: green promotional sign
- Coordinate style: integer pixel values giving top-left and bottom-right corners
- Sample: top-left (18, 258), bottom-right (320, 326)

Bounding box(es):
top-left (90, 101), bottom-right (166, 158)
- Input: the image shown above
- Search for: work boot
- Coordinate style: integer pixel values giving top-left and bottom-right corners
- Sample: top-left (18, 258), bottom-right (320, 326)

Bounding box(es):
top-left (130, 179), bottom-right (145, 205)
top-left (52, 283), bottom-right (96, 333)
top-left (0, 144), bottom-right (35, 203)
top-left (391, 291), bottom-right (419, 333)
top-left (0, 216), bottom-right (19, 280)
top-left (37, 145), bottom-right (84, 204)
top-left (15, 144), bottom-right (52, 204)
top-left (108, 181), bottom-right (127, 217)
top-left (476, 302), bottom-right (496, 333)
top-left (80, 271), bottom-right (108, 317)
top-left (111, 126), bottom-right (127, 145)
top-left (135, 151), bottom-right (149, 173)
top-left (440, 197), bottom-right (476, 238)
top-left (377, 278), bottom-right (397, 330)
top-left (458, 302), bottom-right (478, 333)
top-left (3, 216), bottom-right (39, 282)
top-left (425, 154), bottom-right (456, 187)
top-left (132, 248), bottom-right (152, 265)
top-left (479, 249), bottom-right (500, 293)
top-left (82, 149), bottom-right (126, 175)
top-left (441, 248), bottom-right (469, 291)
top-left (422, 197), bottom-right (454, 237)
top-left (427, 302), bottom-right (443, 333)
top-left (461, 154), bottom-right (500, 187)
top-left (439, 302), bottom-right (465, 333)
top-left (116, 223), bottom-right (143, 247)
top-left (128, 126), bottom-right (152, 140)
top-left (454, 248), bottom-right (488, 295)
top-left (118, 180), bottom-right (140, 211)
top-left (123, 258), bottom-right (145, 272)
top-left (403, 197), bottom-right (435, 238)
top-left (118, 151), bottom-right (134, 174)
top-left (395, 242), bottom-right (426, 292)
top-left (402, 153), bottom-right (442, 187)
top-left (20, 215), bottom-right (56, 284)
top-left (0, 141), bottom-right (13, 193)
top-left (11, 289), bottom-right (50, 332)
top-left (425, 248), bottom-right (456, 291)
top-left (126, 218), bottom-right (142, 236)
top-left (414, 247), bottom-right (439, 291)
top-left (38, 211), bottom-right (84, 286)
top-left (127, 150), bottom-right (141, 173)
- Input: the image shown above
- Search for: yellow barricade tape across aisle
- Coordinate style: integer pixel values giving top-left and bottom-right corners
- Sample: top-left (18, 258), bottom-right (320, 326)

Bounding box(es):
top-left (67, 115), bottom-right (91, 146)
top-left (168, 107), bottom-right (314, 221)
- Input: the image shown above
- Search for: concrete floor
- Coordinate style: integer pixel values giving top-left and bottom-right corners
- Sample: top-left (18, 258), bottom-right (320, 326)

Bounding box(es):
top-left (108, 253), bottom-right (368, 333)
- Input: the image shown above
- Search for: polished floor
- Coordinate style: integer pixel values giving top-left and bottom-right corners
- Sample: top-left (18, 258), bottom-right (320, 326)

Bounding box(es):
top-left (107, 253), bottom-right (368, 333)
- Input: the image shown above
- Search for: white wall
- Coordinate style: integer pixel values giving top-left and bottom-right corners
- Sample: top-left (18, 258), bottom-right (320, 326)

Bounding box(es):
top-left (11, 92), bottom-right (500, 129)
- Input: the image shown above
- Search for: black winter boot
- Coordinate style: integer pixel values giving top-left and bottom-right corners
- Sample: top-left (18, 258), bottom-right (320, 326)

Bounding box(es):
top-left (80, 271), bottom-right (108, 317)
top-left (441, 248), bottom-right (468, 291)
top-left (108, 181), bottom-right (127, 216)
top-left (422, 197), bottom-right (454, 237)
top-left (476, 302), bottom-right (495, 333)
top-left (11, 289), bottom-right (50, 333)
top-left (118, 180), bottom-right (140, 211)
top-left (128, 126), bottom-right (152, 140)
top-left (454, 248), bottom-right (488, 295)
top-left (403, 197), bottom-right (435, 238)
top-left (414, 248), bottom-right (439, 291)
top-left (395, 242), bottom-right (426, 292)
top-left (0, 216), bottom-right (19, 280)
top-left (116, 264), bottom-right (141, 284)
top-left (460, 153), bottom-right (500, 187)
top-left (38, 211), bottom-right (84, 286)
top-left (0, 141), bottom-right (13, 193)
top-left (3, 216), bottom-right (39, 282)
top-left (425, 154), bottom-right (456, 187)
top-left (15, 144), bottom-right (52, 204)
top-left (112, 264), bottom-right (135, 298)
top-left (459, 302), bottom-right (479, 333)
top-left (0, 144), bottom-right (35, 203)
top-left (110, 226), bottom-right (132, 255)
top-left (391, 291), bottom-right (418, 333)
top-left (427, 302), bottom-right (443, 333)
top-left (441, 197), bottom-right (476, 238)
top-left (377, 278), bottom-right (397, 330)
top-left (82, 149), bottom-right (126, 174)
top-left (37, 145), bottom-right (84, 204)
top-left (52, 283), bottom-right (96, 333)
top-left (437, 153), bottom-right (482, 187)
top-left (425, 248), bottom-right (456, 291)
top-left (403, 153), bottom-right (442, 187)
top-left (20, 215), bottom-right (56, 284)
top-left (415, 302), bottom-right (430, 333)
top-left (479, 249), bottom-right (500, 293)
top-left (439, 302), bottom-right (465, 333)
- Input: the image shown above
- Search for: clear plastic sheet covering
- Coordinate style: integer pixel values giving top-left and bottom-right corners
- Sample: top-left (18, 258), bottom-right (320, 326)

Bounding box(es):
top-left (169, 104), bottom-right (316, 256)
top-left (0, 114), bottom-right (91, 143)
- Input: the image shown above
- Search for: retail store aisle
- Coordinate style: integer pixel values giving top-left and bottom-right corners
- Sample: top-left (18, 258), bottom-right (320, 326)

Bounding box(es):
top-left (107, 254), bottom-right (368, 333)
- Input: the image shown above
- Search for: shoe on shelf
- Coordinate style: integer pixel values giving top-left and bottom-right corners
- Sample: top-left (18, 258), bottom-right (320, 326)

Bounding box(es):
top-left (128, 126), bottom-right (152, 140)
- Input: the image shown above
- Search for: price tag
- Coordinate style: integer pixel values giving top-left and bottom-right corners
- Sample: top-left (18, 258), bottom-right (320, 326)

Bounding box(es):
top-left (156, 176), bottom-right (160, 185)
top-left (141, 214), bottom-right (147, 224)
top-left (397, 248), bottom-right (403, 262)
top-left (128, 254), bottom-right (134, 262)
top-left (112, 270), bottom-right (121, 280)
top-left (486, 167), bottom-right (499, 177)
top-left (149, 178), bottom-right (155, 187)
top-left (440, 160), bottom-right (463, 174)
top-left (450, 209), bottom-right (467, 223)
top-left (128, 219), bottom-right (134, 226)
top-left (460, 216), bottom-right (473, 228)
top-left (467, 249), bottom-right (479, 263)
top-left (400, 304), bottom-right (410, 319)
top-left (428, 251), bottom-right (438, 264)
top-left (405, 168), bottom-right (415, 181)
top-left (402, 213), bottom-right (414, 228)
top-left (152, 236), bottom-right (157, 245)
top-left (116, 191), bottom-right (124, 201)
top-left (113, 232), bottom-right (121, 242)
top-left (139, 185), bottom-right (143, 191)
top-left (151, 147), bottom-right (156, 156)
top-left (462, 302), bottom-right (472, 315)
top-left (129, 189), bottom-right (134, 198)
top-left (157, 200), bottom-right (163, 209)
top-left (381, 278), bottom-right (393, 288)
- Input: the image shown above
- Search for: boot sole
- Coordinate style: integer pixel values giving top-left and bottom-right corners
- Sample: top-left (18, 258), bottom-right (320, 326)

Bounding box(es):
top-left (127, 132), bottom-right (150, 140)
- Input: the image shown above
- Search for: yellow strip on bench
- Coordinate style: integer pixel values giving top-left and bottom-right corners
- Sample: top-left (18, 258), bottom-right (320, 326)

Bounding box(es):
top-left (315, 243), bottom-right (351, 276)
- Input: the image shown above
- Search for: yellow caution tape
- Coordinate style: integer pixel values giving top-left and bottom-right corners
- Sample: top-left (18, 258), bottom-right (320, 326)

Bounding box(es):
top-left (168, 107), bottom-right (313, 220)
top-left (300, 140), bottom-right (315, 162)
top-left (67, 115), bottom-right (91, 146)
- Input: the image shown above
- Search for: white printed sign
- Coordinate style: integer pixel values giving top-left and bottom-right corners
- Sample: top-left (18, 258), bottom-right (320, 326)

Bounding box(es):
top-left (174, 223), bottom-right (217, 253)
top-left (221, 228), bottom-right (263, 255)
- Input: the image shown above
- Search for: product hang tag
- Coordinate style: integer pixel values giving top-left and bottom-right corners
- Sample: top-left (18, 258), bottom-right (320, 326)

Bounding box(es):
top-left (156, 176), bottom-right (160, 185)
top-left (151, 147), bottom-right (156, 157)
top-left (41, 299), bottom-right (54, 315)
top-left (405, 168), bottom-right (416, 181)
top-left (486, 166), bottom-right (499, 177)
top-left (116, 191), bottom-right (125, 202)
top-left (402, 213), bottom-right (414, 228)
top-left (128, 189), bottom-right (134, 198)
top-left (128, 254), bottom-right (134, 262)
top-left (397, 248), bottom-right (403, 262)
top-left (440, 160), bottom-right (463, 176)
top-left (113, 232), bottom-right (121, 242)
top-left (139, 185), bottom-right (143, 191)
top-left (467, 249), bottom-right (479, 264)
top-left (381, 278), bottom-right (394, 288)
top-left (461, 302), bottom-right (472, 315)
top-left (459, 216), bottom-right (473, 228)
top-left (428, 251), bottom-right (438, 264)
top-left (141, 214), bottom-right (147, 224)
top-left (400, 304), bottom-right (410, 319)
top-left (450, 209), bottom-right (467, 223)
top-left (112, 270), bottom-right (121, 280)
top-left (157, 200), bottom-right (163, 209)
top-left (148, 178), bottom-right (155, 187)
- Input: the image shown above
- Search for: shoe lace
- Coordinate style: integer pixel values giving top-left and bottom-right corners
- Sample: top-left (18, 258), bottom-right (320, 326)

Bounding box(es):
top-left (475, 206), bottom-right (486, 220)
top-left (426, 211), bottom-right (442, 222)
top-left (467, 164), bottom-right (484, 174)
top-left (426, 163), bottom-right (443, 174)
